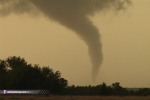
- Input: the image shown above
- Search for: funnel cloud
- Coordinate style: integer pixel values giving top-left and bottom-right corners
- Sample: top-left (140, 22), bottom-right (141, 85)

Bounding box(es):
top-left (0, 0), bottom-right (131, 80)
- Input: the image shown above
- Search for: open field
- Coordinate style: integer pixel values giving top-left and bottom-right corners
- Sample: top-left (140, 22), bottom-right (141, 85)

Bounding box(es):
top-left (0, 96), bottom-right (150, 100)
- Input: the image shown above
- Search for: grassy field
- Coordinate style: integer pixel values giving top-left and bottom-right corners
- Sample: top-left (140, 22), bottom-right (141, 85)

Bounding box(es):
top-left (0, 96), bottom-right (150, 100)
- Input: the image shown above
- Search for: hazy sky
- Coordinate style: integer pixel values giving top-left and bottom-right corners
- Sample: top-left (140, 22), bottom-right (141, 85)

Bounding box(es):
top-left (0, 0), bottom-right (150, 87)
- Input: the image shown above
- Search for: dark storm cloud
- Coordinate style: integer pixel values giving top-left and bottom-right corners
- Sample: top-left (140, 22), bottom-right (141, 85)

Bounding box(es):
top-left (0, 0), bottom-right (131, 80)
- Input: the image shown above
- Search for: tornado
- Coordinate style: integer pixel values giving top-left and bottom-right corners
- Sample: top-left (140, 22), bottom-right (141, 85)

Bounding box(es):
top-left (0, 0), bottom-right (131, 80)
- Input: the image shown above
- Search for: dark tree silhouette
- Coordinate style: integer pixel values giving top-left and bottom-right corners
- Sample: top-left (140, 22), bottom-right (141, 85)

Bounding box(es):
top-left (1, 56), bottom-right (150, 96)
top-left (0, 56), bottom-right (68, 93)
top-left (0, 60), bottom-right (8, 89)
top-left (111, 82), bottom-right (128, 95)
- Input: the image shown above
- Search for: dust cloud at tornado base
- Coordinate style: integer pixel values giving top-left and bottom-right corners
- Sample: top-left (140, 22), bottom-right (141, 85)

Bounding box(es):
top-left (0, 0), bottom-right (131, 80)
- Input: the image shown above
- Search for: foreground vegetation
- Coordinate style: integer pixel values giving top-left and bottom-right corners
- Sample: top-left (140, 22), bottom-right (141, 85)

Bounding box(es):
top-left (0, 56), bottom-right (150, 96)
top-left (0, 56), bottom-right (67, 94)
top-left (1, 96), bottom-right (150, 100)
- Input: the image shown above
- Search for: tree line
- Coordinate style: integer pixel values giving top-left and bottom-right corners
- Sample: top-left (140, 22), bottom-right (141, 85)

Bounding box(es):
top-left (0, 56), bottom-right (150, 95)
top-left (0, 56), bottom-right (67, 94)
top-left (64, 83), bottom-right (150, 96)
